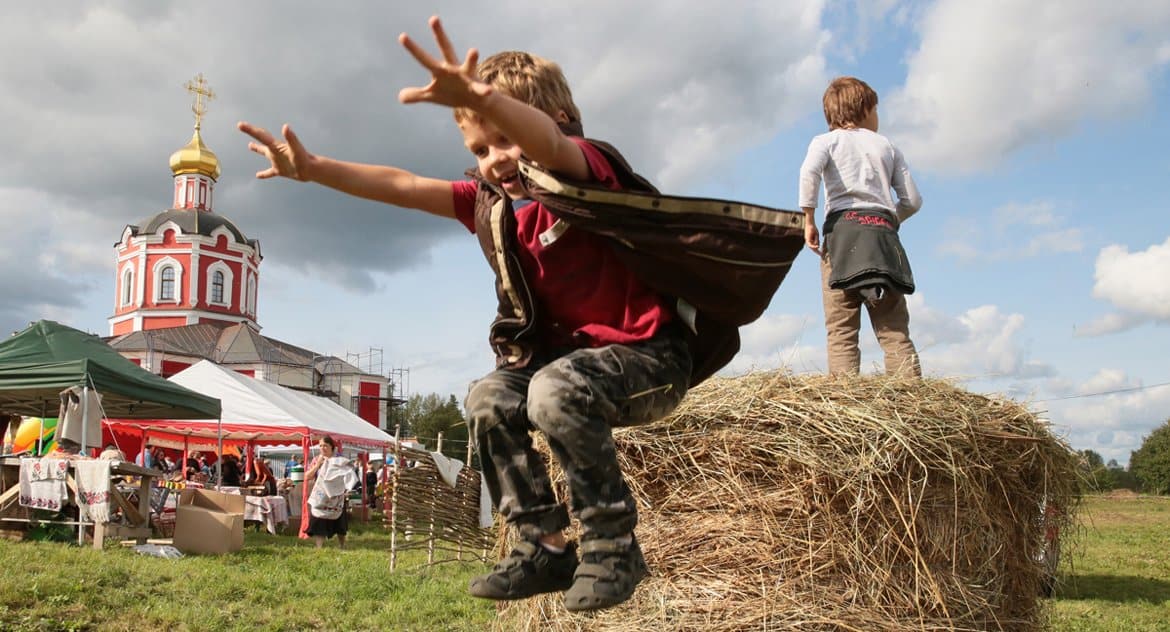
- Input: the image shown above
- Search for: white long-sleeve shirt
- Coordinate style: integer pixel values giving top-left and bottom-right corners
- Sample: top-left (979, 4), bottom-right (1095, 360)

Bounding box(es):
top-left (798, 128), bottom-right (922, 223)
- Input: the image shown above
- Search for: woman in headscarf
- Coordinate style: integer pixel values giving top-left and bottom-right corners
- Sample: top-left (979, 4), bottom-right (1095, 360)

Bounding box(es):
top-left (304, 435), bottom-right (357, 548)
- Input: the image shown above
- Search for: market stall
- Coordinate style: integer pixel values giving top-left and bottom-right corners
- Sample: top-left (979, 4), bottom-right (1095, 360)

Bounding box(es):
top-left (0, 320), bottom-right (221, 546)
top-left (103, 360), bottom-right (398, 536)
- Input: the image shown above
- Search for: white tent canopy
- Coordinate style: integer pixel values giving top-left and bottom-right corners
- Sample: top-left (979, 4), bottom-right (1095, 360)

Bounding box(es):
top-left (106, 360), bottom-right (396, 450)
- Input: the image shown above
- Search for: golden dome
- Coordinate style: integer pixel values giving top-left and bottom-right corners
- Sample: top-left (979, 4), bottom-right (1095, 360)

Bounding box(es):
top-left (169, 126), bottom-right (221, 180)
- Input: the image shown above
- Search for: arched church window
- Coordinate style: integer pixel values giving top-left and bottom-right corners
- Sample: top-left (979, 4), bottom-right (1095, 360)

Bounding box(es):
top-left (211, 271), bottom-right (225, 304)
top-left (160, 266), bottom-right (176, 301)
top-left (121, 267), bottom-right (134, 306)
top-left (247, 274), bottom-right (257, 315)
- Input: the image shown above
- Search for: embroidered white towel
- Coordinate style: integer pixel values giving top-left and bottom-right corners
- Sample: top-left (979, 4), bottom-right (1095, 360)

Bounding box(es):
top-left (19, 458), bottom-right (69, 511)
top-left (74, 460), bottom-right (112, 523)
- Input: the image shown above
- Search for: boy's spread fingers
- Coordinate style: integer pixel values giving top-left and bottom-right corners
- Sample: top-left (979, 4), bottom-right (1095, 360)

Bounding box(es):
top-left (238, 122), bottom-right (273, 144)
top-left (398, 86), bottom-right (429, 104)
top-left (399, 33), bottom-right (439, 70)
top-left (462, 48), bottom-right (479, 74)
top-left (284, 125), bottom-right (306, 153)
top-left (430, 17), bottom-right (459, 64)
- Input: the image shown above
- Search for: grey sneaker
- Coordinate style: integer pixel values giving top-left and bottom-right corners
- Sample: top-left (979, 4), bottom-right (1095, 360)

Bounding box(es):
top-left (468, 540), bottom-right (578, 600)
top-left (563, 535), bottom-right (648, 612)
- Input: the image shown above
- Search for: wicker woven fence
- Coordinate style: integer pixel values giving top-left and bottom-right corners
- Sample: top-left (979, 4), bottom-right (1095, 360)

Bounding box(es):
top-left (386, 442), bottom-right (494, 569)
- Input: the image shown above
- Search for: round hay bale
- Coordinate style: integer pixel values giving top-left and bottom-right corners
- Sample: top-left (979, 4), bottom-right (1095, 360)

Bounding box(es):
top-left (495, 371), bottom-right (1080, 631)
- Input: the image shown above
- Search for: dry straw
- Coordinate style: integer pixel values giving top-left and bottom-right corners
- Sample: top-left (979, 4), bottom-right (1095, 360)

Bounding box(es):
top-left (496, 371), bottom-right (1080, 631)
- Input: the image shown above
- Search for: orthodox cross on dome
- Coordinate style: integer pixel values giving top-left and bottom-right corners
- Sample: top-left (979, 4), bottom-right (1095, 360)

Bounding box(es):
top-left (184, 73), bottom-right (216, 130)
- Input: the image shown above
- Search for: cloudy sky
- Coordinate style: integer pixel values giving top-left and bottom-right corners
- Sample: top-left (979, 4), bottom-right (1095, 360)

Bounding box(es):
top-left (2, 1), bottom-right (1168, 465)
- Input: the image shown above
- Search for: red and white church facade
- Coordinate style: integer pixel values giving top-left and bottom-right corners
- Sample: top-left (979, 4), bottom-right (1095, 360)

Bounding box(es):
top-left (109, 121), bottom-right (260, 336)
top-left (106, 76), bottom-right (397, 429)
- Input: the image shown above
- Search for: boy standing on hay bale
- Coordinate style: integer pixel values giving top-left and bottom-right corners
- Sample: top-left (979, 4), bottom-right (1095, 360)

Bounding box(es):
top-left (241, 16), bottom-right (803, 612)
top-left (799, 77), bottom-right (923, 377)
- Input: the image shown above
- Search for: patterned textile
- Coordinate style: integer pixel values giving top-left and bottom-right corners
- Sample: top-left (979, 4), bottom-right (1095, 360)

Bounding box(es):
top-left (74, 460), bottom-right (112, 523)
top-left (244, 496), bottom-right (289, 535)
top-left (19, 458), bottom-right (69, 510)
top-left (308, 457), bottom-right (356, 520)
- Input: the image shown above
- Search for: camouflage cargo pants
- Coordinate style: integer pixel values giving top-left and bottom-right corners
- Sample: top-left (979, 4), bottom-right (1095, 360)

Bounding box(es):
top-left (465, 326), bottom-right (691, 542)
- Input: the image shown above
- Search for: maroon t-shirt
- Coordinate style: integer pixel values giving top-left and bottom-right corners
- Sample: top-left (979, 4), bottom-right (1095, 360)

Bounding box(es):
top-left (451, 138), bottom-right (671, 347)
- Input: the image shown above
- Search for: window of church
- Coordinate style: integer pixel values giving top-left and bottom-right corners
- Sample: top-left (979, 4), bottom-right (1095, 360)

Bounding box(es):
top-left (246, 274), bottom-right (257, 315)
top-left (152, 257), bottom-right (183, 305)
top-left (211, 271), bottom-right (225, 304)
top-left (205, 261), bottom-right (233, 308)
top-left (160, 267), bottom-right (175, 301)
top-left (120, 266), bottom-right (135, 306)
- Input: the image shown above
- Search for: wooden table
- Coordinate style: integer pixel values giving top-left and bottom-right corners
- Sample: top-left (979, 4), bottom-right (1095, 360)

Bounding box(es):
top-left (0, 457), bottom-right (164, 549)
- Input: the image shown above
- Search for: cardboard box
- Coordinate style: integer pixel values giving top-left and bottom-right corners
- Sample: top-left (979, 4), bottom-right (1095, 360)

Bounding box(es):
top-left (173, 489), bottom-right (245, 554)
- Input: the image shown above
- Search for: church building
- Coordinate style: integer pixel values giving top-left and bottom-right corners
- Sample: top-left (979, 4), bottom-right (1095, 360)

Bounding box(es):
top-left (105, 75), bottom-right (398, 429)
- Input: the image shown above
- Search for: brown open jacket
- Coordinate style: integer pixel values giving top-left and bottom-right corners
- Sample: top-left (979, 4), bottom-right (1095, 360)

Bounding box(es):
top-left (469, 135), bottom-right (805, 386)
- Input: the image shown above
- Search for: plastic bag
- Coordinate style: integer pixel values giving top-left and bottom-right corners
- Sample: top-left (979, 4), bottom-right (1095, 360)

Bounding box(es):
top-left (133, 543), bottom-right (184, 559)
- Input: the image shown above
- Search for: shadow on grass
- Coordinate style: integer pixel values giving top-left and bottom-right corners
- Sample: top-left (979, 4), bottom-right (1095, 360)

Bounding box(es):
top-left (1057, 574), bottom-right (1170, 603)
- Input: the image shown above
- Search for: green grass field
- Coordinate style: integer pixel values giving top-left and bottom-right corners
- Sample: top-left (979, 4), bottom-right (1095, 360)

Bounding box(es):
top-left (0, 516), bottom-right (495, 632)
top-left (0, 496), bottom-right (1165, 631)
top-left (1048, 495), bottom-right (1170, 631)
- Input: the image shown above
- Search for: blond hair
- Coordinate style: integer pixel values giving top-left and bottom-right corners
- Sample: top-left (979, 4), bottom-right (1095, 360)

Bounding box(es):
top-left (455, 51), bottom-right (581, 125)
top-left (822, 76), bottom-right (878, 130)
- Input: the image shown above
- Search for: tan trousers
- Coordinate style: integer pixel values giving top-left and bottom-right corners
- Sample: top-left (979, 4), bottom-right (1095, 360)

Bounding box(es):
top-left (820, 256), bottom-right (921, 376)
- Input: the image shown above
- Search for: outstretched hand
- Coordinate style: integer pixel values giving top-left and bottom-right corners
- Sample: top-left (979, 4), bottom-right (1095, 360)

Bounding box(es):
top-left (237, 121), bottom-right (315, 181)
top-left (398, 16), bottom-right (493, 110)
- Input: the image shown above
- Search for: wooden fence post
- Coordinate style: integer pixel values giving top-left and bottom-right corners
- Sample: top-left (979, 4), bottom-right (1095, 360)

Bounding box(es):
top-left (389, 425), bottom-right (401, 571)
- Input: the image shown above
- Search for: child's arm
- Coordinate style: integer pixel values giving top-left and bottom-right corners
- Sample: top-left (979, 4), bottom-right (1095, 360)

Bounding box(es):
top-left (891, 146), bottom-right (922, 223)
top-left (237, 121), bottom-right (457, 219)
top-left (801, 207), bottom-right (821, 256)
top-left (798, 139), bottom-right (827, 255)
top-left (397, 16), bottom-right (590, 181)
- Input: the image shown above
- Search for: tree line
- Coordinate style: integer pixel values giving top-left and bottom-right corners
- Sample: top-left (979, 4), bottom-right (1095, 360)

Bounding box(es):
top-left (1080, 416), bottom-right (1170, 494)
top-left (388, 392), bottom-right (474, 466)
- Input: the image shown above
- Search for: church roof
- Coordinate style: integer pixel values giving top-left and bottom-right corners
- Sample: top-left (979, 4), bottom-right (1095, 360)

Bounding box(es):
top-left (106, 323), bottom-right (367, 376)
top-left (125, 209), bottom-right (259, 249)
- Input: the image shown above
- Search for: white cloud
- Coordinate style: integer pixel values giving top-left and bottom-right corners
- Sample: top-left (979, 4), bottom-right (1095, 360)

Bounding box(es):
top-left (993, 201), bottom-right (1058, 228)
top-left (1078, 368), bottom-right (1131, 395)
top-left (727, 313), bottom-right (824, 374)
top-left (915, 300), bottom-right (1054, 380)
top-left (886, 0), bottom-right (1170, 172)
top-left (1021, 229), bottom-right (1084, 257)
top-left (528, 0), bottom-right (830, 188)
top-left (1090, 237), bottom-right (1170, 324)
top-left (735, 295), bottom-right (1055, 381)
top-left (1076, 312), bottom-right (1147, 337)
top-left (936, 200), bottom-right (1082, 261)
top-left (1042, 371), bottom-right (1170, 465)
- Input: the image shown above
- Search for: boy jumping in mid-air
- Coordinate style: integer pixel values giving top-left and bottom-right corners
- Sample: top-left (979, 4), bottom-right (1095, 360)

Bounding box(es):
top-left (240, 17), bottom-right (689, 611)
top-left (799, 76), bottom-right (923, 377)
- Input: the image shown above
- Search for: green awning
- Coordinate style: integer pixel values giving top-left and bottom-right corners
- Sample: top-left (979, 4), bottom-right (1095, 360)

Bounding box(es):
top-left (0, 320), bottom-right (221, 419)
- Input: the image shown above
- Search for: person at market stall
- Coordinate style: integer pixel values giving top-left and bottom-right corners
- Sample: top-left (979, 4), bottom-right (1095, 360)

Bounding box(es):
top-left (304, 435), bottom-right (357, 549)
top-left (220, 454), bottom-right (242, 487)
top-left (364, 465), bottom-right (379, 507)
top-left (99, 444), bottom-right (126, 460)
top-left (250, 457), bottom-right (278, 496)
top-left (284, 454), bottom-right (302, 478)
